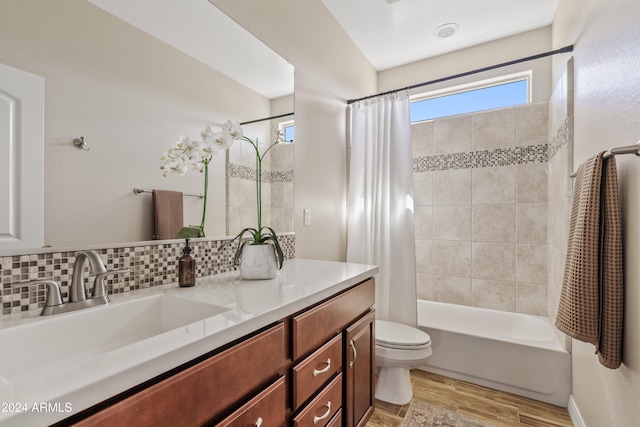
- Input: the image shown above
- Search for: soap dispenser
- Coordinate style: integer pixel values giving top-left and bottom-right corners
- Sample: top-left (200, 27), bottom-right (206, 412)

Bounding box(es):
top-left (178, 238), bottom-right (196, 287)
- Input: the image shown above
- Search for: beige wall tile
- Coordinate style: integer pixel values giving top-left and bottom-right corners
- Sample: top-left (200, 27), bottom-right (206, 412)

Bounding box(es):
top-left (472, 204), bottom-right (516, 243)
top-left (516, 163), bottom-right (548, 204)
top-left (433, 169), bottom-right (471, 205)
top-left (472, 166), bottom-right (516, 204)
top-left (472, 108), bottom-right (516, 150)
top-left (472, 242), bottom-right (516, 281)
top-left (433, 240), bottom-right (471, 277)
top-left (516, 243), bottom-right (548, 285)
top-left (414, 171), bottom-right (433, 206)
top-left (434, 115), bottom-right (472, 155)
top-left (412, 120), bottom-right (434, 156)
top-left (472, 279), bottom-right (516, 311)
top-left (516, 102), bottom-right (549, 147)
top-left (415, 205), bottom-right (433, 240)
top-left (433, 275), bottom-right (472, 305)
top-left (433, 205), bottom-right (471, 241)
top-left (416, 273), bottom-right (435, 300)
top-left (516, 283), bottom-right (547, 316)
top-left (517, 203), bottom-right (548, 244)
top-left (416, 239), bottom-right (433, 274)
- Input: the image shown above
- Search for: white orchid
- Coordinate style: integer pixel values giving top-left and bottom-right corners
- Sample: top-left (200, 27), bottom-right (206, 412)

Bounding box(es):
top-left (160, 121), bottom-right (246, 237)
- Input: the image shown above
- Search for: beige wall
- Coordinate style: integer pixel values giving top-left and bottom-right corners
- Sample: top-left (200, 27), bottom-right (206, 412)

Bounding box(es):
top-left (552, 0), bottom-right (640, 425)
top-left (211, 0), bottom-right (377, 261)
top-left (379, 27), bottom-right (553, 103)
top-left (0, 0), bottom-right (280, 247)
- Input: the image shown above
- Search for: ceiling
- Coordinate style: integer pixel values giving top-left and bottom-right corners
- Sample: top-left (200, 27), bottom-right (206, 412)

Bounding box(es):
top-left (86, 0), bottom-right (558, 99)
top-left (86, 0), bottom-right (294, 99)
top-left (321, 0), bottom-right (559, 71)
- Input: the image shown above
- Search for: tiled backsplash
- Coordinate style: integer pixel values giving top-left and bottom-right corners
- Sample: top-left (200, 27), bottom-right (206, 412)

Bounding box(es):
top-left (0, 234), bottom-right (295, 316)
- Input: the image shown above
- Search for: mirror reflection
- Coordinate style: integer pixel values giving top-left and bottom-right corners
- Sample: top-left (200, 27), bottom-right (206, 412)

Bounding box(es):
top-left (0, 0), bottom-right (294, 251)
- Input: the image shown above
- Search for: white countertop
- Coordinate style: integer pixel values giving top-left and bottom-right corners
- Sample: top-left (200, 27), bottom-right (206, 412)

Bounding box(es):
top-left (0, 259), bottom-right (378, 426)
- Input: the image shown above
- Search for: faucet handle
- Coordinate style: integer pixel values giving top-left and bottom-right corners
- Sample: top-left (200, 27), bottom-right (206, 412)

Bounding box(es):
top-left (91, 268), bottom-right (130, 299)
top-left (9, 280), bottom-right (64, 313)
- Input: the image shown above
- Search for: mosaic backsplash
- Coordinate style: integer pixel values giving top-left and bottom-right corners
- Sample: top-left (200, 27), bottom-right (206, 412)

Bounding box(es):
top-left (0, 234), bottom-right (295, 316)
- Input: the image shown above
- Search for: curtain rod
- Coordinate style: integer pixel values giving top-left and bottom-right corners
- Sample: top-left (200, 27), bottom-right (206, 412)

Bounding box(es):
top-left (347, 44), bottom-right (574, 105)
top-left (240, 112), bottom-right (294, 126)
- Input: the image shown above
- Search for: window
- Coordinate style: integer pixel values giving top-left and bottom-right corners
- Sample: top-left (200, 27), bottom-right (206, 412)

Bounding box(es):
top-left (278, 120), bottom-right (295, 143)
top-left (410, 72), bottom-right (531, 123)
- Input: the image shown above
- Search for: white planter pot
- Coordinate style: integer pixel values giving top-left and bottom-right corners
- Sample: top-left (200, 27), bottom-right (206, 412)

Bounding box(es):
top-left (239, 244), bottom-right (279, 280)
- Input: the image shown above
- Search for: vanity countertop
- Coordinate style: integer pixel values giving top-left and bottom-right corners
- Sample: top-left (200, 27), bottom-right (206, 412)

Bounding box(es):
top-left (0, 258), bottom-right (378, 427)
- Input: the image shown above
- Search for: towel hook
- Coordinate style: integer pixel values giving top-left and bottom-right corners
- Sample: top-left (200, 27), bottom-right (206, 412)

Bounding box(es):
top-left (73, 136), bottom-right (89, 151)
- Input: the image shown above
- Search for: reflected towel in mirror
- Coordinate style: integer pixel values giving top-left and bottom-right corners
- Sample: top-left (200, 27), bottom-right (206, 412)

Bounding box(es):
top-left (153, 190), bottom-right (184, 240)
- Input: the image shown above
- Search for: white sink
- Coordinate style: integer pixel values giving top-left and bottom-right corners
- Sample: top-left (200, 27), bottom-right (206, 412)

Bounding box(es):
top-left (0, 294), bottom-right (229, 384)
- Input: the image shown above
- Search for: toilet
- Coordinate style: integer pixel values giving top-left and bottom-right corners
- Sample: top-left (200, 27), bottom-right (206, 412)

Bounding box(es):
top-left (375, 319), bottom-right (432, 405)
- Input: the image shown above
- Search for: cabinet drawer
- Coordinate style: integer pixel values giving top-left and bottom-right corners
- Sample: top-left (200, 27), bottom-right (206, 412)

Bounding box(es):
top-left (217, 376), bottom-right (285, 427)
top-left (292, 279), bottom-right (374, 359)
top-left (292, 334), bottom-right (342, 410)
top-left (293, 373), bottom-right (342, 427)
top-left (326, 409), bottom-right (342, 427)
top-left (74, 323), bottom-right (284, 427)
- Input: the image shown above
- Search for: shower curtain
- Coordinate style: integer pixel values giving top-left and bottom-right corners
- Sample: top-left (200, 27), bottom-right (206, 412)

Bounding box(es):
top-left (347, 92), bottom-right (417, 327)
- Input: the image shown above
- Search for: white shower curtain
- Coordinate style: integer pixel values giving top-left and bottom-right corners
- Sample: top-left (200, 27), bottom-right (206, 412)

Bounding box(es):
top-left (347, 92), bottom-right (417, 327)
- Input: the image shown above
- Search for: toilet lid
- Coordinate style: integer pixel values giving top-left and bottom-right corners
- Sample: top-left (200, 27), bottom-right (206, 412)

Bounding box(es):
top-left (375, 320), bottom-right (431, 349)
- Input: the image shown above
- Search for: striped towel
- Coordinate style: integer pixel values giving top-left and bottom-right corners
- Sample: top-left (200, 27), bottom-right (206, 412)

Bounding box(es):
top-left (555, 152), bottom-right (624, 369)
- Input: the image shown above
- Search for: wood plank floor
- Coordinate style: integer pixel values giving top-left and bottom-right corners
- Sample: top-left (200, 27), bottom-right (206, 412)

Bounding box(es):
top-left (366, 370), bottom-right (574, 427)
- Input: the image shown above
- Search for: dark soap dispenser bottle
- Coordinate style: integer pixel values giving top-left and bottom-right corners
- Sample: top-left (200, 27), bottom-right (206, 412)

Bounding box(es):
top-left (178, 238), bottom-right (196, 287)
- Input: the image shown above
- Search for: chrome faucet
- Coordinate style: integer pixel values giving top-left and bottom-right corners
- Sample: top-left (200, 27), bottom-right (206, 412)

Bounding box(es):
top-left (9, 251), bottom-right (129, 316)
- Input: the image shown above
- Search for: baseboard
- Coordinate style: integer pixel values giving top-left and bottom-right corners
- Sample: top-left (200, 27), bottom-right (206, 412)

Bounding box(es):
top-left (567, 395), bottom-right (586, 427)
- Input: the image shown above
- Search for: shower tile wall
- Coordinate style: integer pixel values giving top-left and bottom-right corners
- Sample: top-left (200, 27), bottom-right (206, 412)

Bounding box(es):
top-left (547, 58), bottom-right (574, 349)
top-left (227, 141), bottom-right (294, 235)
top-left (412, 102), bottom-right (549, 315)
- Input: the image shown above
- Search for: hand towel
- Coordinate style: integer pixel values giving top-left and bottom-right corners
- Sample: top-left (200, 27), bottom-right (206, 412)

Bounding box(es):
top-left (555, 152), bottom-right (624, 369)
top-left (152, 190), bottom-right (184, 240)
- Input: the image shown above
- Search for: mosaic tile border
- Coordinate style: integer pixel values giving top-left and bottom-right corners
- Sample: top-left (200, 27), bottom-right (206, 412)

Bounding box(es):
top-left (548, 117), bottom-right (570, 160)
top-left (0, 234), bottom-right (295, 316)
top-left (228, 163), bottom-right (295, 183)
top-left (413, 144), bottom-right (549, 173)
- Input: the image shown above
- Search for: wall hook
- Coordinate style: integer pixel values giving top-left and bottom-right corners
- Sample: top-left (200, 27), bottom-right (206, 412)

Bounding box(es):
top-left (73, 137), bottom-right (89, 151)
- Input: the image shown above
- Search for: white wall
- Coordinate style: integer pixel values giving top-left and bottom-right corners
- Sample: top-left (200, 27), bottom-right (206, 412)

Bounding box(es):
top-left (552, 0), bottom-right (640, 425)
top-left (0, 0), bottom-right (275, 247)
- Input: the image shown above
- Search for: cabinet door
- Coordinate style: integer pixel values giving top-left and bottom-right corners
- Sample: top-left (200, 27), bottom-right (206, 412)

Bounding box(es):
top-left (344, 310), bottom-right (375, 427)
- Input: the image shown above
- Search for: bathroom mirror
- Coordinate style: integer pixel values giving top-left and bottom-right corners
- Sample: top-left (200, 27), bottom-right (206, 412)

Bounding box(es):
top-left (0, 0), bottom-right (294, 251)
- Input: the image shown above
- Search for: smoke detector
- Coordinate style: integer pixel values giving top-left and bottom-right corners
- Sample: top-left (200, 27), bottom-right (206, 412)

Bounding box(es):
top-left (433, 23), bottom-right (460, 38)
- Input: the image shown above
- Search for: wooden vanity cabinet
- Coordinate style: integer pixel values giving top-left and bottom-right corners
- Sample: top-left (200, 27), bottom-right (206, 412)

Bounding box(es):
top-left (71, 324), bottom-right (285, 427)
top-left (289, 278), bottom-right (375, 427)
top-left (67, 277), bottom-right (375, 427)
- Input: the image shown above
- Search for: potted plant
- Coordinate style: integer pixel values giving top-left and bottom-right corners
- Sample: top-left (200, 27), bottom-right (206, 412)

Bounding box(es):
top-left (219, 125), bottom-right (285, 279)
top-left (161, 120), bottom-right (284, 279)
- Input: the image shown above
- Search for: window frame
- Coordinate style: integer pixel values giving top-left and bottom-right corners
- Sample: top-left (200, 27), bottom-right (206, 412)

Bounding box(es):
top-left (409, 70), bottom-right (532, 123)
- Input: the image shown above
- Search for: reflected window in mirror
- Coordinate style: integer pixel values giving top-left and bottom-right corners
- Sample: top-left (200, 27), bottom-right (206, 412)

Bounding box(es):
top-left (279, 120), bottom-right (295, 143)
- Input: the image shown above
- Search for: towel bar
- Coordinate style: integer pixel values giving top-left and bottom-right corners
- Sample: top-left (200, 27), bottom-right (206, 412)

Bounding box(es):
top-left (570, 142), bottom-right (640, 177)
top-left (133, 188), bottom-right (204, 199)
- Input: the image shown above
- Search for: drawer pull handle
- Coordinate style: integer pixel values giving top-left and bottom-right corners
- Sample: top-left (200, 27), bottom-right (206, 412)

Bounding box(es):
top-left (349, 339), bottom-right (357, 367)
top-left (313, 401), bottom-right (331, 424)
top-left (255, 417), bottom-right (263, 427)
top-left (313, 358), bottom-right (331, 377)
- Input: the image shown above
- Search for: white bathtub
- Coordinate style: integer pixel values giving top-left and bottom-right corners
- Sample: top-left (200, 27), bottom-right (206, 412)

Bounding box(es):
top-left (417, 300), bottom-right (571, 407)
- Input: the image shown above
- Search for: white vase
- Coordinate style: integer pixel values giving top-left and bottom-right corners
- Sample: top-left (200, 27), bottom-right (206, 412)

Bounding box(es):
top-left (239, 244), bottom-right (279, 280)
